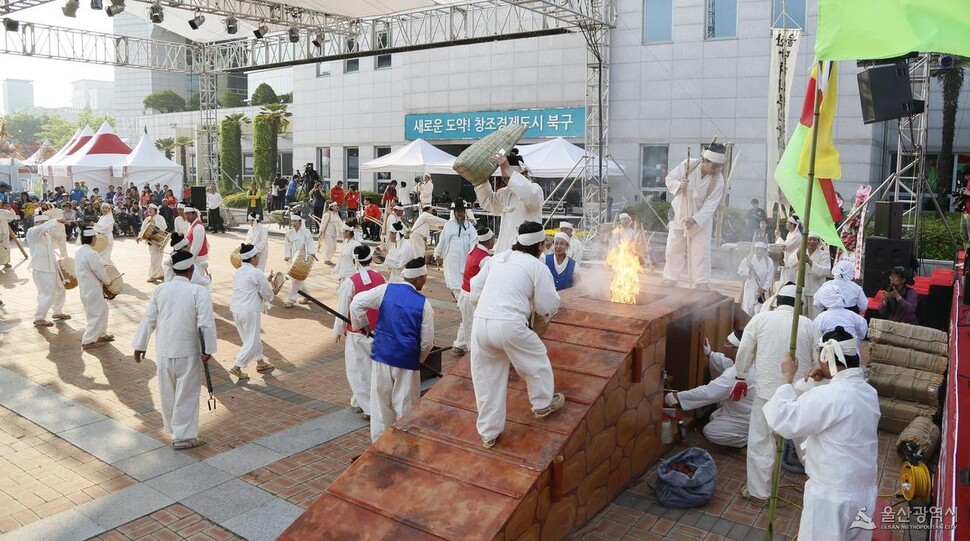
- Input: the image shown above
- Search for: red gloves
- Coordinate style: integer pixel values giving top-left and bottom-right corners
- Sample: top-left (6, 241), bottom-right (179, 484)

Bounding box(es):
top-left (730, 379), bottom-right (748, 401)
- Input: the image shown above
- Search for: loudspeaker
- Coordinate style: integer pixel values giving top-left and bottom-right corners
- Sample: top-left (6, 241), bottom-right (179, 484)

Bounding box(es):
top-left (857, 64), bottom-right (925, 124)
top-left (191, 186), bottom-right (206, 211)
top-left (873, 201), bottom-right (905, 239)
top-left (862, 237), bottom-right (913, 297)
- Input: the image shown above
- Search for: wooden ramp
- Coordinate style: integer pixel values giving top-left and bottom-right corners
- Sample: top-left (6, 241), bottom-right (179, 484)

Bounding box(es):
top-left (280, 285), bottom-right (735, 541)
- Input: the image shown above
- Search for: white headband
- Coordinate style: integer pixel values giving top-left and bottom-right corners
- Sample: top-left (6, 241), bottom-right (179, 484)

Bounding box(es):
top-left (183, 207), bottom-right (197, 213)
top-left (702, 149), bottom-right (726, 164)
top-left (618, 213), bottom-right (630, 221)
top-left (819, 337), bottom-right (858, 376)
top-left (329, 202), bottom-right (338, 208)
top-left (753, 241), bottom-right (768, 249)
top-left (171, 238), bottom-right (189, 250)
top-left (393, 205), bottom-right (404, 211)
top-left (342, 223), bottom-right (355, 232)
top-left (177, 203), bottom-right (185, 209)
top-left (354, 250), bottom-right (372, 263)
top-left (553, 232), bottom-right (570, 243)
top-left (402, 265), bottom-right (428, 279)
top-left (172, 256), bottom-right (194, 271)
top-left (477, 229), bottom-right (494, 242)
top-left (808, 231), bottom-right (821, 240)
top-left (290, 215), bottom-right (303, 222)
top-left (727, 332), bottom-right (741, 348)
top-left (559, 222), bottom-right (574, 229)
top-left (82, 229), bottom-right (98, 237)
top-left (517, 230), bottom-right (547, 246)
top-left (240, 246), bottom-right (258, 260)
top-left (34, 214), bottom-right (50, 223)
top-left (148, 203), bottom-right (159, 210)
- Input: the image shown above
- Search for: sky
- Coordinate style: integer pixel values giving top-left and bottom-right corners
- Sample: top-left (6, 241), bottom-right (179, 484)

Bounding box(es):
top-left (0, 2), bottom-right (114, 113)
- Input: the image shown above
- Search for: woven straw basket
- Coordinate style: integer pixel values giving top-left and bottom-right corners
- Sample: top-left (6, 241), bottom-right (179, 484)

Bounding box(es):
top-left (868, 343), bottom-right (947, 374)
top-left (869, 319), bottom-right (948, 356)
top-left (896, 416), bottom-right (940, 459)
top-left (867, 363), bottom-right (942, 405)
top-left (453, 124), bottom-right (528, 186)
top-left (878, 397), bottom-right (938, 434)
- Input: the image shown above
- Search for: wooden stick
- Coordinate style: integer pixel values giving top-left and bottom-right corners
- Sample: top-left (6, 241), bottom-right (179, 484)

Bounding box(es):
top-left (10, 231), bottom-right (27, 259)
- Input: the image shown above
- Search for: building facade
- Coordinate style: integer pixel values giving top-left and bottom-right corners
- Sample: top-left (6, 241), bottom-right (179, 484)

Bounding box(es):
top-left (72, 79), bottom-right (115, 114)
top-left (1, 78), bottom-right (34, 114)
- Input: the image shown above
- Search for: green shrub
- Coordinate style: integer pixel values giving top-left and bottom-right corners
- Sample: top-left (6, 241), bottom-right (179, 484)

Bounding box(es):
top-left (223, 192), bottom-right (249, 209)
top-left (916, 211), bottom-right (962, 260)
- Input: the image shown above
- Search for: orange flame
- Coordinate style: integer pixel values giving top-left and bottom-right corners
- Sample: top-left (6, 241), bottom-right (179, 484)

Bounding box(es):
top-left (606, 236), bottom-right (642, 304)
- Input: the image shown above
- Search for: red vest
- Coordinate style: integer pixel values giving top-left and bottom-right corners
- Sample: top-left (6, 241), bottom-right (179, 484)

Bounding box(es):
top-left (187, 219), bottom-right (208, 257)
top-left (348, 270), bottom-right (385, 333)
top-left (462, 245), bottom-right (490, 292)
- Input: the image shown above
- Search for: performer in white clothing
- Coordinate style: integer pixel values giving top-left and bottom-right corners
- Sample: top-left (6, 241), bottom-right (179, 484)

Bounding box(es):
top-left (764, 327), bottom-right (879, 541)
top-left (454, 227), bottom-right (495, 355)
top-left (245, 214), bottom-right (270, 271)
top-left (316, 202), bottom-right (341, 265)
top-left (351, 257), bottom-right (435, 442)
top-left (93, 202), bottom-right (115, 266)
top-left (229, 243), bottom-right (275, 380)
top-left (472, 155), bottom-right (543, 253)
top-left (778, 215), bottom-right (803, 286)
top-left (731, 283), bottom-right (820, 501)
top-left (133, 251), bottom-right (216, 450)
top-left (332, 221), bottom-right (362, 284)
top-left (173, 204), bottom-right (190, 235)
top-left (42, 205), bottom-right (69, 258)
top-left (815, 259), bottom-right (867, 314)
top-left (334, 245), bottom-right (386, 419)
top-left (382, 205), bottom-right (405, 250)
top-left (138, 204), bottom-right (168, 283)
top-left (415, 173), bottom-right (434, 207)
top-left (27, 215), bottom-right (69, 326)
top-left (434, 199), bottom-right (476, 298)
top-left (738, 241), bottom-right (774, 316)
top-left (661, 143), bottom-right (726, 289)
top-left (469, 221), bottom-right (566, 449)
top-left (76, 229), bottom-right (113, 349)
top-left (162, 233), bottom-right (210, 288)
top-left (559, 221), bottom-right (584, 263)
top-left (789, 231), bottom-right (831, 318)
top-left (183, 207), bottom-right (210, 287)
top-left (665, 332), bottom-right (754, 448)
top-left (813, 287), bottom-right (868, 349)
top-left (0, 204), bottom-right (17, 268)
top-left (283, 215), bottom-right (316, 308)
top-left (384, 222), bottom-right (415, 283)
top-left (410, 205), bottom-right (447, 259)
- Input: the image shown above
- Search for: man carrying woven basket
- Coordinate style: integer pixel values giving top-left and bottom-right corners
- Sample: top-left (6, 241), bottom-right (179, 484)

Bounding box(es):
top-left (473, 155), bottom-right (543, 253)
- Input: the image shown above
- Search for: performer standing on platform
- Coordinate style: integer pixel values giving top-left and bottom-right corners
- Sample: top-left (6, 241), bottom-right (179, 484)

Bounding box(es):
top-left (229, 243), bottom-right (275, 380)
top-left (453, 227), bottom-right (494, 356)
top-left (665, 332), bottom-right (754, 448)
top-left (474, 155), bottom-right (543, 253)
top-left (27, 214), bottom-right (69, 327)
top-left (351, 257), bottom-right (435, 442)
top-left (138, 204), bottom-right (168, 283)
top-left (76, 228), bottom-right (113, 349)
top-left (731, 283), bottom-right (819, 503)
top-left (763, 327), bottom-right (879, 540)
top-left (245, 214), bottom-right (269, 271)
top-left (738, 241), bottom-right (774, 316)
top-left (133, 251), bottom-right (216, 451)
top-left (283, 215), bottom-right (316, 308)
top-left (661, 143), bottom-right (726, 290)
top-left (434, 199), bottom-right (476, 299)
top-left (183, 207), bottom-right (211, 288)
top-left (814, 259), bottom-right (867, 314)
top-left (384, 222), bottom-right (415, 283)
top-left (469, 221), bottom-right (565, 449)
top-left (333, 221), bottom-right (362, 284)
top-left (779, 215), bottom-right (803, 286)
top-left (93, 202), bottom-right (115, 266)
top-left (559, 221), bottom-right (584, 263)
top-left (545, 232), bottom-right (579, 291)
top-left (317, 202), bottom-right (341, 265)
top-left (334, 245), bottom-right (386, 420)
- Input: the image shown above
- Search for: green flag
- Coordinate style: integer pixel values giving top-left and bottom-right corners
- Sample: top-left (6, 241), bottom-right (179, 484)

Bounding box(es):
top-left (816, 0), bottom-right (970, 61)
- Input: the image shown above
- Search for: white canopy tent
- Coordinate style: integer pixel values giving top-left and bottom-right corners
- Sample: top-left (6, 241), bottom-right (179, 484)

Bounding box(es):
top-left (516, 137), bottom-right (624, 178)
top-left (359, 139), bottom-right (458, 175)
top-left (51, 122), bottom-right (132, 192)
top-left (22, 140), bottom-right (57, 167)
top-left (42, 125), bottom-right (92, 178)
top-left (118, 134), bottom-right (184, 195)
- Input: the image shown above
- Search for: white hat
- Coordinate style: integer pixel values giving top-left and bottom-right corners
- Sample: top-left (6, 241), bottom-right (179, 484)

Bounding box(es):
top-left (290, 215), bottom-right (303, 222)
top-left (753, 241), bottom-right (768, 250)
top-left (559, 221), bottom-right (574, 230)
top-left (778, 284), bottom-right (797, 299)
top-left (553, 232), bottom-right (570, 243)
top-left (618, 213), bottom-right (631, 221)
top-left (808, 231), bottom-right (821, 240)
top-left (148, 203), bottom-right (159, 210)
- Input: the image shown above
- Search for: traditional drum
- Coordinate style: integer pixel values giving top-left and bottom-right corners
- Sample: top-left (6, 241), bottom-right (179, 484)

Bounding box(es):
top-left (453, 123), bottom-right (528, 186)
top-left (230, 246), bottom-right (242, 269)
top-left (141, 222), bottom-right (168, 245)
top-left (91, 233), bottom-right (108, 253)
top-left (58, 257), bottom-right (78, 290)
top-left (269, 271), bottom-right (287, 295)
top-left (287, 252), bottom-right (313, 281)
top-left (103, 265), bottom-right (124, 300)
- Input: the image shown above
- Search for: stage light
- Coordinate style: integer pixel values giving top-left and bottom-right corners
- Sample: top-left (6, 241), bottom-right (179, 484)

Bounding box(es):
top-left (188, 12), bottom-right (205, 29)
top-left (253, 24), bottom-right (268, 39)
top-left (105, 0), bottom-right (125, 17)
top-left (90, 0), bottom-right (101, 9)
top-left (311, 31), bottom-right (323, 48)
top-left (287, 27), bottom-right (299, 43)
top-left (2, 18), bottom-right (18, 32)
top-left (939, 55), bottom-right (955, 69)
top-left (148, 3), bottom-right (163, 23)
top-left (225, 17), bottom-right (238, 35)
top-left (62, 0), bottom-right (79, 18)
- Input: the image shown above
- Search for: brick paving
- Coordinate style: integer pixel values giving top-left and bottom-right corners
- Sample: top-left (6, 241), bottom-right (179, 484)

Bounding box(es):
top-left (93, 504), bottom-right (241, 541)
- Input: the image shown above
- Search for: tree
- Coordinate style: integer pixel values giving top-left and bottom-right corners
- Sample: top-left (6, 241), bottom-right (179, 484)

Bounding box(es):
top-left (175, 137), bottom-right (193, 182)
top-left (219, 113), bottom-right (249, 191)
top-left (254, 103), bottom-right (291, 183)
top-left (38, 116), bottom-right (77, 148)
top-left (155, 137), bottom-right (175, 160)
top-left (250, 83), bottom-right (279, 106)
top-left (186, 93), bottom-right (201, 111)
top-left (279, 92), bottom-right (293, 104)
top-left (933, 56), bottom-right (969, 193)
top-left (219, 90), bottom-right (244, 108)
top-left (143, 90), bottom-right (186, 114)
top-left (3, 111), bottom-right (48, 148)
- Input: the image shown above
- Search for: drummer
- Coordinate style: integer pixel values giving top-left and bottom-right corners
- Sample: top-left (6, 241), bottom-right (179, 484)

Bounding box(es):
top-left (283, 215), bottom-right (317, 308)
top-left (183, 207), bottom-right (210, 288)
top-left (76, 228), bottom-right (114, 350)
top-left (138, 204), bottom-right (168, 283)
top-left (229, 243), bottom-right (276, 380)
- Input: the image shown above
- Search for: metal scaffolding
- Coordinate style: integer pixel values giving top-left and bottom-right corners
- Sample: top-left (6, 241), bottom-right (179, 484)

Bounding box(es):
top-left (579, 0), bottom-right (612, 238)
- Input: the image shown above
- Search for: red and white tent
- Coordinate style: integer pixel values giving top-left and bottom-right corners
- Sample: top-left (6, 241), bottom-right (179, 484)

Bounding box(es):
top-left (42, 125), bottom-right (92, 177)
top-left (118, 134), bottom-right (183, 195)
top-left (52, 122), bottom-right (132, 191)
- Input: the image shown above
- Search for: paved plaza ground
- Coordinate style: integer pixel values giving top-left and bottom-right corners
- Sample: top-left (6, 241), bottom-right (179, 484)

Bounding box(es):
top-left (0, 228), bottom-right (907, 540)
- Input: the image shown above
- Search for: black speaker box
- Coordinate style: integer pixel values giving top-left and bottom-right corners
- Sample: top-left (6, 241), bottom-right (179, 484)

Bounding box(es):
top-left (874, 201), bottom-right (905, 239)
top-left (191, 186), bottom-right (206, 211)
top-left (862, 237), bottom-right (913, 297)
top-left (857, 64), bottom-right (925, 124)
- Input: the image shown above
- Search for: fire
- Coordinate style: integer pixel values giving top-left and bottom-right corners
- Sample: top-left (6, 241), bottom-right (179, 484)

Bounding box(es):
top-left (606, 237), bottom-right (642, 304)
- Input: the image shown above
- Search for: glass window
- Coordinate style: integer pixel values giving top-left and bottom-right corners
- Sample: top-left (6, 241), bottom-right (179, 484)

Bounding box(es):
top-left (346, 147), bottom-right (359, 179)
top-left (316, 63), bottom-right (331, 77)
top-left (375, 146), bottom-right (391, 181)
top-left (643, 0), bottom-right (672, 43)
top-left (705, 0), bottom-right (737, 39)
top-left (243, 154), bottom-right (254, 177)
top-left (375, 54), bottom-right (392, 69)
top-left (772, 0), bottom-right (806, 29)
top-left (640, 145), bottom-right (669, 191)
top-left (317, 147), bottom-right (331, 180)
top-left (345, 59), bottom-right (359, 73)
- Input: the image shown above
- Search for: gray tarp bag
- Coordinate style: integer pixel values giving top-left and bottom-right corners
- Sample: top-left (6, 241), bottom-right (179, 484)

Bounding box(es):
top-left (655, 447), bottom-right (718, 508)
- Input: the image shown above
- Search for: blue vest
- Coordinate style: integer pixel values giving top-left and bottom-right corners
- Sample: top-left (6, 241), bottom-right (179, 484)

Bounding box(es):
top-left (372, 283), bottom-right (425, 370)
top-left (545, 254), bottom-right (576, 291)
